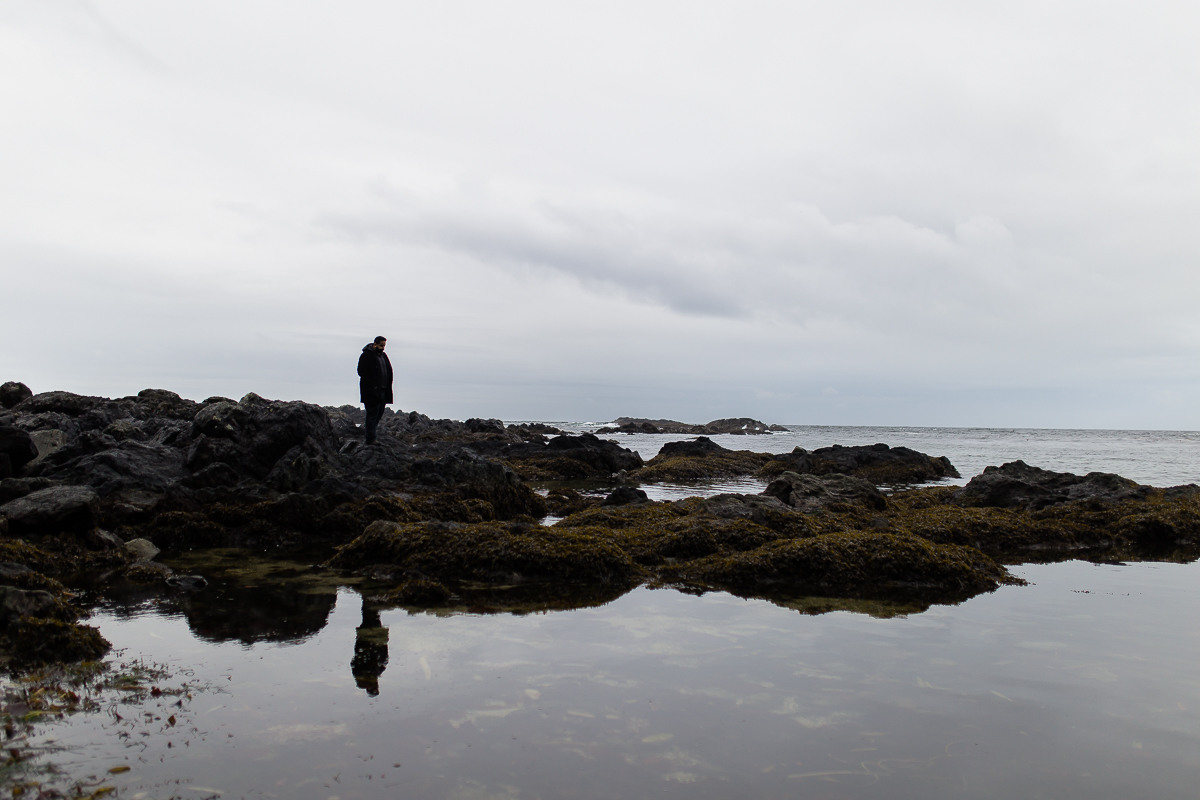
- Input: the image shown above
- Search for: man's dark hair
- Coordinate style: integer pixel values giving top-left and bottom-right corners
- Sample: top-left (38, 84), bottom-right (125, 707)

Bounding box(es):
top-left (373, 336), bottom-right (387, 344)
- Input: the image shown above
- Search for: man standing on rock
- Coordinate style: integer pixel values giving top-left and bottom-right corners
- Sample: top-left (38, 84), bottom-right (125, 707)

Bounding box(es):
top-left (357, 336), bottom-right (393, 445)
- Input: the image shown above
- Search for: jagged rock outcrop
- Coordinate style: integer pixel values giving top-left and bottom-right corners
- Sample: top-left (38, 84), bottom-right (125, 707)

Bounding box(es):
top-left (762, 443), bottom-right (960, 484)
top-left (951, 460), bottom-right (1149, 511)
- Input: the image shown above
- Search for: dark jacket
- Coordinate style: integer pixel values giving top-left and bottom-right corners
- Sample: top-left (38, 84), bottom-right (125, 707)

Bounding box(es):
top-left (358, 344), bottom-right (394, 405)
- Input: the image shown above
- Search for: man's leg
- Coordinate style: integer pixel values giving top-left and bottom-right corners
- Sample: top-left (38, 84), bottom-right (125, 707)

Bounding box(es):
top-left (364, 402), bottom-right (384, 444)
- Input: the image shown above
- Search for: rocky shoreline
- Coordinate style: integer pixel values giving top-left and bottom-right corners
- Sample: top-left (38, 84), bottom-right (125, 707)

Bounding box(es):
top-left (1, 381), bottom-right (1198, 667)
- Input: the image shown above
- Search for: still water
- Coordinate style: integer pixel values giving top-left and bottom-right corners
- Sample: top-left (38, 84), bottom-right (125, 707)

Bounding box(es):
top-left (14, 427), bottom-right (1200, 798)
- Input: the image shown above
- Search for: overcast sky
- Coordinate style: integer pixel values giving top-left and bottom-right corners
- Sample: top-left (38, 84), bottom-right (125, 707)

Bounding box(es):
top-left (1, 0), bottom-right (1198, 427)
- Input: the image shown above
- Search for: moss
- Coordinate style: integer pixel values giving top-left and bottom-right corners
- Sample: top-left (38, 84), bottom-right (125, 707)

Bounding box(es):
top-left (631, 452), bottom-right (774, 482)
top-left (506, 456), bottom-right (611, 481)
top-left (551, 502), bottom-right (797, 566)
top-left (3, 618), bottom-right (110, 668)
top-left (0, 542), bottom-right (65, 577)
top-left (326, 520), bottom-right (640, 585)
top-left (660, 531), bottom-right (1013, 602)
top-left (884, 486), bottom-right (1200, 558)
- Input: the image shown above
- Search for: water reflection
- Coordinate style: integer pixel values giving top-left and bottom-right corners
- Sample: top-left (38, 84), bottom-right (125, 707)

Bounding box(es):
top-left (352, 600), bottom-right (389, 695)
top-left (60, 561), bottom-right (1200, 799)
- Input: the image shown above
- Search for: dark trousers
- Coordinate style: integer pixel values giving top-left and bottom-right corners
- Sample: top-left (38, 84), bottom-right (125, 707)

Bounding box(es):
top-left (364, 402), bottom-right (385, 443)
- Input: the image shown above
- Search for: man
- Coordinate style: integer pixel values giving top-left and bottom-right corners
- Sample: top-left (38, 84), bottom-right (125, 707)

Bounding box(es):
top-left (357, 336), bottom-right (393, 445)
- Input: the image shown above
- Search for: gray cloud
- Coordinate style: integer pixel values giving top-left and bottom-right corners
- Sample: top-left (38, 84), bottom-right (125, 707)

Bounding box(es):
top-left (1, 0), bottom-right (1198, 427)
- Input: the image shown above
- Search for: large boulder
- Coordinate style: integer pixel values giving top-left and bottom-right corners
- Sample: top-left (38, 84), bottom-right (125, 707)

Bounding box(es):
top-left (762, 443), bottom-right (960, 484)
top-left (952, 461), bottom-right (1149, 511)
top-left (0, 382), bottom-right (32, 409)
top-left (36, 441), bottom-right (187, 496)
top-left (502, 433), bottom-right (644, 480)
top-left (0, 427), bottom-right (39, 474)
top-left (762, 471), bottom-right (888, 512)
top-left (0, 485), bottom-right (99, 536)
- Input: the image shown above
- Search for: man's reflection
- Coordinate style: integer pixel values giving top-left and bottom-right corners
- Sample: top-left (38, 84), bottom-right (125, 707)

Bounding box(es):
top-left (351, 598), bottom-right (389, 696)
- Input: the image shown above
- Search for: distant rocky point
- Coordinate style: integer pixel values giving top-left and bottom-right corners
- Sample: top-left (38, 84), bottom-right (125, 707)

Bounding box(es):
top-left (595, 417), bottom-right (790, 435)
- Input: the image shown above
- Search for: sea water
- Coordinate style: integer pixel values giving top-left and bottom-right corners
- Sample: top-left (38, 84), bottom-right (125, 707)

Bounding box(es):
top-left (10, 426), bottom-right (1200, 799)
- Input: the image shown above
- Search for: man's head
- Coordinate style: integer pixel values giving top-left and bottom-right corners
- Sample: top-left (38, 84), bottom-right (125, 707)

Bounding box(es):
top-left (373, 336), bottom-right (387, 352)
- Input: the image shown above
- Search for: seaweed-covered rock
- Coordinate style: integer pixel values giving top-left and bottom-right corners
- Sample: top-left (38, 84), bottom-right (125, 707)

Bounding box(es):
top-left (661, 532), bottom-right (1012, 601)
top-left (952, 461), bottom-right (1150, 511)
top-left (327, 519), bottom-right (640, 585)
top-left (2, 617), bottom-right (110, 667)
top-left (0, 485), bottom-right (99, 536)
top-left (554, 502), bottom-right (798, 565)
top-left (762, 471), bottom-right (887, 513)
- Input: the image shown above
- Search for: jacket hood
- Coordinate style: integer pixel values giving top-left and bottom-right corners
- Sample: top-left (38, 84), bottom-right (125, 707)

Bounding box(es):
top-left (362, 344), bottom-right (379, 354)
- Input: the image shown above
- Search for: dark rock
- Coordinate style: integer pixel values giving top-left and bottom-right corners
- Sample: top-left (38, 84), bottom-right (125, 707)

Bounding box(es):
top-left (762, 471), bottom-right (888, 512)
top-left (186, 434), bottom-right (244, 472)
top-left (655, 437), bottom-right (730, 459)
top-left (166, 574), bottom-right (208, 589)
top-left (302, 475), bottom-right (371, 504)
top-left (132, 388), bottom-right (200, 421)
top-left (0, 453), bottom-right (9, 480)
top-left (0, 477), bottom-right (55, 504)
top-left (466, 418), bottom-right (506, 435)
top-left (703, 418), bottom-right (775, 435)
top-left (545, 487), bottom-right (599, 516)
top-left (0, 426), bottom-right (38, 473)
top-left (124, 561), bottom-right (174, 582)
top-left (503, 433), bottom-right (644, 480)
top-left (192, 400), bottom-right (248, 439)
top-left (762, 444), bottom-right (959, 485)
top-left (0, 562), bottom-right (33, 583)
top-left (12, 391), bottom-right (104, 418)
top-left (602, 487), bottom-right (650, 506)
top-left (265, 445), bottom-right (324, 492)
top-left (86, 529), bottom-right (125, 550)
top-left (0, 586), bottom-right (66, 622)
top-left (952, 461), bottom-right (1149, 511)
top-left (103, 419), bottom-right (147, 442)
top-left (183, 461), bottom-right (241, 489)
top-left (37, 441), bottom-right (187, 496)
top-left (0, 382), bottom-right (32, 409)
top-left (27, 429), bottom-right (69, 468)
top-left (124, 538), bottom-right (160, 561)
top-left (0, 485), bottom-right (99, 536)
